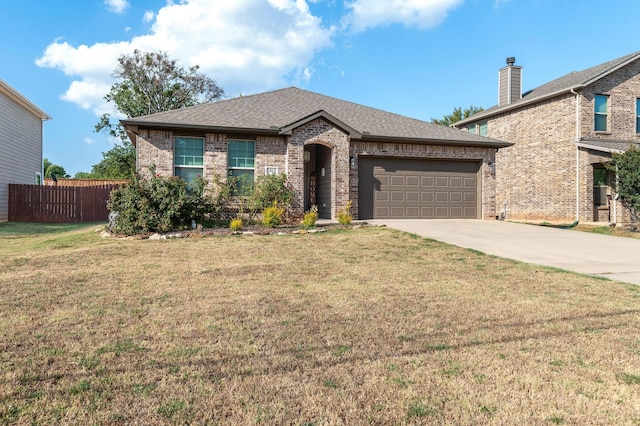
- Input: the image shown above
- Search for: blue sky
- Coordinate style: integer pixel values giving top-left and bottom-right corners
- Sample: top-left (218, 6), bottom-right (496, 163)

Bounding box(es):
top-left (2, 0), bottom-right (640, 176)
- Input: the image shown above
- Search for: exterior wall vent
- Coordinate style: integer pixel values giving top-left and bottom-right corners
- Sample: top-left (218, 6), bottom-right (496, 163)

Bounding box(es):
top-left (498, 57), bottom-right (522, 107)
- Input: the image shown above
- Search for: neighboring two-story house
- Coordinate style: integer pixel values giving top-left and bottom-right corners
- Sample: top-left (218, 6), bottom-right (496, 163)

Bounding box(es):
top-left (122, 87), bottom-right (511, 221)
top-left (0, 79), bottom-right (50, 221)
top-left (453, 52), bottom-right (640, 224)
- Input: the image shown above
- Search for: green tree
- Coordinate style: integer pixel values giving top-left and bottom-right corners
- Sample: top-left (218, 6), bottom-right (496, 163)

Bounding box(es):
top-left (93, 50), bottom-right (225, 178)
top-left (90, 142), bottom-right (137, 179)
top-left (609, 146), bottom-right (640, 227)
top-left (43, 158), bottom-right (69, 179)
top-left (431, 106), bottom-right (484, 126)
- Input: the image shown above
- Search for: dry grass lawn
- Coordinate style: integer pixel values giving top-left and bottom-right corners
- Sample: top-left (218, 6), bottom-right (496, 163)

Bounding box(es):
top-left (1, 224), bottom-right (639, 425)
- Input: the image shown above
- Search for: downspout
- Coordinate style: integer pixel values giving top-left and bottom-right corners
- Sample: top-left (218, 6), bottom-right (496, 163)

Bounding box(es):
top-left (613, 164), bottom-right (619, 225)
top-left (570, 88), bottom-right (580, 222)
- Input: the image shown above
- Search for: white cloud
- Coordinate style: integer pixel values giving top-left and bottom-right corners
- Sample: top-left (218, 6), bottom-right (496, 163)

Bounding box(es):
top-left (344, 0), bottom-right (463, 31)
top-left (143, 11), bottom-right (154, 23)
top-left (84, 137), bottom-right (99, 145)
top-left (36, 0), bottom-right (334, 117)
top-left (105, 0), bottom-right (130, 14)
top-left (494, 0), bottom-right (510, 8)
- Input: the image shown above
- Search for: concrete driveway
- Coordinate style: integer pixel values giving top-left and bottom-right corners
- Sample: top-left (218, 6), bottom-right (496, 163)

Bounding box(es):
top-left (369, 219), bottom-right (640, 286)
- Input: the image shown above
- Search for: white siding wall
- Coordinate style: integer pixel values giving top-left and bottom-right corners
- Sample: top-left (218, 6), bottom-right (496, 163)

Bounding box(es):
top-left (0, 92), bottom-right (43, 221)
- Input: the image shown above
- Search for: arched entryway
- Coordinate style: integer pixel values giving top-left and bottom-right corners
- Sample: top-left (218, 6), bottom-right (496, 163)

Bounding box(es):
top-left (304, 143), bottom-right (333, 219)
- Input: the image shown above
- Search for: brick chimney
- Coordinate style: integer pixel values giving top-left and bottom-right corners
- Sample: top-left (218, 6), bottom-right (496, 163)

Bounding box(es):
top-left (498, 57), bottom-right (522, 106)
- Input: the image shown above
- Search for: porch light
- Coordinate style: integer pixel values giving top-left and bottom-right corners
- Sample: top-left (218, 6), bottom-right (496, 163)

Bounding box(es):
top-left (488, 161), bottom-right (496, 176)
top-left (350, 155), bottom-right (357, 169)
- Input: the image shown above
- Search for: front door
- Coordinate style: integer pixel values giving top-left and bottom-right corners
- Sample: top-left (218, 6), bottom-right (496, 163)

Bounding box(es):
top-left (304, 144), bottom-right (332, 218)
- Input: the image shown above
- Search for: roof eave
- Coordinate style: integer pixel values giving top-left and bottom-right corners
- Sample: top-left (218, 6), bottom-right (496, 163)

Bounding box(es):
top-left (362, 134), bottom-right (513, 149)
top-left (453, 85), bottom-right (584, 127)
top-left (582, 53), bottom-right (640, 86)
top-left (279, 110), bottom-right (363, 139)
top-left (0, 79), bottom-right (51, 121)
top-left (120, 120), bottom-right (282, 136)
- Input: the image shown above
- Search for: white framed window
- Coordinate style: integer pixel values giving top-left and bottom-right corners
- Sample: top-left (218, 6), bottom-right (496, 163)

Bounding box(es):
top-left (174, 136), bottom-right (204, 184)
top-left (265, 166), bottom-right (279, 175)
top-left (594, 95), bottom-right (609, 132)
top-left (228, 140), bottom-right (255, 195)
top-left (479, 122), bottom-right (488, 136)
top-left (466, 124), bottom-right (476, 134)
top-left (35, 171), bottom-right (42, 185)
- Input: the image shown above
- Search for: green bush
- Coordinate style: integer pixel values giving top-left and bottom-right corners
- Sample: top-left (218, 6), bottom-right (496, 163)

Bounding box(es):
top-left (609, 146), bottom-right (640, 227)
top-left (302, 205), bottom-right (318, 229)
top-left (337, 200), bottom-right (353, 225)
top-left (262, 201), bottom-right (284, 227)
top-left (107, 166), bottom-right (232, 235)
top-left (248, 174), bottom-right (294, 219)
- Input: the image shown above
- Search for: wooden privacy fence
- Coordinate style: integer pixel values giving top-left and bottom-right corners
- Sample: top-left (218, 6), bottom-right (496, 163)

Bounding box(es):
top-left (8, 184), bottom-right (122, 223)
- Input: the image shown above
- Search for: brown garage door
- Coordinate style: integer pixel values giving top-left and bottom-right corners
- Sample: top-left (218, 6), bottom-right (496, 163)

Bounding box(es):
top-left (358, 157), bottom-right (480, 219)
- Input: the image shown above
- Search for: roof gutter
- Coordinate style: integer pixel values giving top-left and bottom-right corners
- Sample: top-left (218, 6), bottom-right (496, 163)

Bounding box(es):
top-left (361, 134), bottom-right (513, 149)
top-left (120, 120), bottom-right (282, 136)
top-left (454, 85), bottom-right (584, 127)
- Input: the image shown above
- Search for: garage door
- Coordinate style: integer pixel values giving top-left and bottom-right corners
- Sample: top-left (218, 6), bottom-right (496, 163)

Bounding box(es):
top-left (358, 157), bottom-right (480, 219)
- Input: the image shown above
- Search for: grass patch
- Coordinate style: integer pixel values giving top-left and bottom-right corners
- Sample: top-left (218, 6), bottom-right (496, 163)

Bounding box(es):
top-left (1, 226), bottom-right (640, 423)
top-left (0, 222), bottom-right (102, 237)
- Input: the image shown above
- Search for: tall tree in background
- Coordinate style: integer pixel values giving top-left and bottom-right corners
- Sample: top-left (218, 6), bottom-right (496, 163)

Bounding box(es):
top-left (43, 158), bottom-right (69, 179)
top-left (92, 50), bottom-right (225, 178)
top-left (431, 106), bottom-right (484, 126)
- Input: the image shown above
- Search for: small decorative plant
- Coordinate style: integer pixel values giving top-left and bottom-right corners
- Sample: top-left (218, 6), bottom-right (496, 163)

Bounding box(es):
top-left (230, 218), bottom-right (243, 231)
top-left (302, 205), bottom-right (318, 229)
top-left (262, 201), bottom-right (284, 227)
top-left (337, 200), bottom-right (353, 225)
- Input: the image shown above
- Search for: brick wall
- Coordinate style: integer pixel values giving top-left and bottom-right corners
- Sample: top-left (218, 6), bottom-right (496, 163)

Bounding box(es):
top-left (289, 118), bottom-right (350, 219)
top-left (134, 121), bottom-right (499, 221)
top-left (460, 59), bottom-right (640, 222)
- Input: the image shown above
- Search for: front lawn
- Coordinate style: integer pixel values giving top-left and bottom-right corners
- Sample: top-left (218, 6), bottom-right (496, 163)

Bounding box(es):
top-left (1, 225), bottom-right (639, 424)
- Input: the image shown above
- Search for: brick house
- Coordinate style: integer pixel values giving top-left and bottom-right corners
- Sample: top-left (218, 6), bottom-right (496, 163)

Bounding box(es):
top-left (453, 52), bottom-right (640, 223)
top-left (0, 78), bottom-right (50, 221)
top-left (121, 87), bottom-right (511, 220)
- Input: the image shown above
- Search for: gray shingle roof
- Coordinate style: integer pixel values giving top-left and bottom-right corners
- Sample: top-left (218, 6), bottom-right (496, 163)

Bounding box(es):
top-left (577, 138), bottom-right (640, 154)
top-left (456, 51), bottom-right (640, 125)
top-left (121, 87), bottom-right (510, 147)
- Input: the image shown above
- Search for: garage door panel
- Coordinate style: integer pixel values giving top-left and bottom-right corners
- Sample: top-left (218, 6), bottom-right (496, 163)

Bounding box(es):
top-left (359, 157), bottom-right (480, 219)
top-left (421, 192), bottom-right (434, 202)
top-left (375, 191), bottom-right (389, 202)
top-left (435, 192), bottom-right (448, 202)
top-left (464, 177), bottom-right (476, 188)
top-left (405, 207), bottom-right (419, 217)
top-left (421, 176), bottom-right (434, 187)
top-left (449, 177), bottom-right (463, 188)
top-left (390, 176), bottom-right (404, 186)
top-left (435, 177), bottom-right (448, 187)
top-left (450, 191), bottom-right (463, 202)
top-left (406, 191), bottom-right (419, 202)
top-left (390, 191), bottom-right (404, 201)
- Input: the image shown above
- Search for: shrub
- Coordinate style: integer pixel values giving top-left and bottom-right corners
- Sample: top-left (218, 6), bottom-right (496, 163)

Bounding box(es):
top-left (107, 166), bottom-right (232, 235)
top-left (609, 146), bottom-right (640, 228)
top-left (230, 218), bottom-right (243, 231)
top-left (248, 174), bottom-right (294, 219)
top-left (337, 200), bottom-right (353, 225)
top-left (302, 205), bottom-right (318, 229)
top-left (262, 201), bottom-right (284, 227)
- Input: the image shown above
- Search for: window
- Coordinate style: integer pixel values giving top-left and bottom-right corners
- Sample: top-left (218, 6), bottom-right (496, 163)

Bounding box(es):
top-left (593, 167), bottom-right (608, 206)
top-left (466, 124), bottom-right (476, 134)
top-left (174, 136), bottom-right (204, 184)
top-left (478, 122), bottom-right (488, 137)
top-left (636, 99), bottom-right (640, 133)
top-left (594, 95), bottom-right (608, 131)
top-left (35, 171), bottom-right (42, 185)
top-left (228, 140), bottom-right (255, 194)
